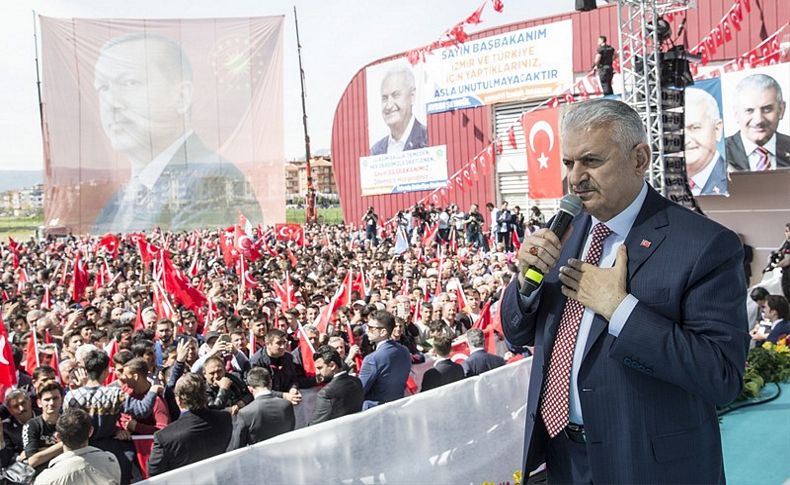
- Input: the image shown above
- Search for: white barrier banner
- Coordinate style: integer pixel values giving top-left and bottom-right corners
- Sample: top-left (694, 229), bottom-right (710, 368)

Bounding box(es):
top-left (145, 357), bottom-right (532, 484)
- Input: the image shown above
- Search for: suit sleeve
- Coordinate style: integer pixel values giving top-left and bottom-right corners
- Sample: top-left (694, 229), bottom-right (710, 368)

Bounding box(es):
top-left (285, 403), bottom-right (296, 432)
top-left (227, 415), bottom-right (249, 451)
top-left (146, 433), bottom-right (169, 477)
top-left (609, 228), bottom-right (750, 406)
top-left (500, 279), bottom-right (541, 347)
top-left (420, 369), bottom-right (440, 392)
top-left (308, 388), bottom-right (333, 425)
top-left (358, 355), bottom-right (378, 394)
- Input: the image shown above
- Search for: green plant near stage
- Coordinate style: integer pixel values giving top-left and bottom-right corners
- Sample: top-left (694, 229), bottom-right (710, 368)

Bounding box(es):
top-left (738, 336), bottom-right (790, 400)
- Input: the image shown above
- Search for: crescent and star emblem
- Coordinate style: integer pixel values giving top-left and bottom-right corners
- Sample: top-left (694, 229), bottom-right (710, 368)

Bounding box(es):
top-left (528, 120), bottom-right (555, 170)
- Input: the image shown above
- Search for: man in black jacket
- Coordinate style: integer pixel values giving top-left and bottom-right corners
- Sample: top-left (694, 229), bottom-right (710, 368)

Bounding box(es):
top-left (147, 373), bottom-right (233, 477)
top-left (203, 355), bottom-right (252, 415)
top-left (227, 367), bottom-right (295, 449)
top-left (249, 329), bottom-right (305, 405)
top-left (309, 346), bottom-right (364, 425)
top-left (421, 336), bottom-right (464, 392)
top-left (462, 329), bottom-right (506, 377)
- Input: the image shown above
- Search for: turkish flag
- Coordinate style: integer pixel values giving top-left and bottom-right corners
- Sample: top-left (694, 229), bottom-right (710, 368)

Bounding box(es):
top-left (507, 126), bottom-right (518, 149)
top-left (439, 186), bottom-right (450, 205)
top-left (469, 162), bottom-right (479, 181)
top-left (274, 224), bottom-right (305, 246)
top-left (521, 107), bottom-right (563, 199)
top-left (71, 252), bottom-right (89, 303)
top-left (475, 145), bottom-right (493, 175)
top-left (297, 325), bottom-right (315, 378)
top-left (234, 226), bottom-right (261, 262)
top-left (0, 315), bottom-right (18, 401)
top-left (132, 436), bottom-right (155, 479)
top-left (97, 233), bottom-right (120, 256)
top-left (453, 174), bottom-right (466, 192)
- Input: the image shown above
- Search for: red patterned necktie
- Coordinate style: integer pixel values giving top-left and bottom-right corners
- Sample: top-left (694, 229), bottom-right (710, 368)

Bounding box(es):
top-left (754, 146), bottom-right (769, 171)
top-left (540, 222), bottom-right (612, 438)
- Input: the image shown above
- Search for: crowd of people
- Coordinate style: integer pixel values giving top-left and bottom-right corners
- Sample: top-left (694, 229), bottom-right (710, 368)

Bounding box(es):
top-left (0, 206), bottom-right (542, 483)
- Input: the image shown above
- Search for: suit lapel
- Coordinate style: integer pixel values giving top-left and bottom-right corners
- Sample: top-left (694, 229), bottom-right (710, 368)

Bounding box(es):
top-left (581, 187), bottom-right (668, 362)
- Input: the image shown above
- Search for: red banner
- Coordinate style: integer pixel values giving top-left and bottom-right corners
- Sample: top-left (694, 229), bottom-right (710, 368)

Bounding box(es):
top-left (520, 107), bottom-right (563, 199)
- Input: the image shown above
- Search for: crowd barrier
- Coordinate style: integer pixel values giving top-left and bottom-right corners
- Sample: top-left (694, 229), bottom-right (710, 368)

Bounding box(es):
top-left (144, 357), bottom-right (532, 484)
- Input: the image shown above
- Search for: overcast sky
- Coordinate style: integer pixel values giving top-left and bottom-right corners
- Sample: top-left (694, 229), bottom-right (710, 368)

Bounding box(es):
top-left (0, 0), bottom-right (574, 171)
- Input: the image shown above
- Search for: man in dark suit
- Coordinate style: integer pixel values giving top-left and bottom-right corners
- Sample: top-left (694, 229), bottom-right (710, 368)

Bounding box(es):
top-left (358, 310), bottom-right (411, 410)
top-left (227, 367), bottom-right (294, 449)
top-left (725, 73), bottom-right (790, 171)
top-left (684, 87), bottom-right (728, 195)
top-left (462, 328), bottom-right (505, 378)
top-left (92, 32), bottom-right (262, 233)
top-left (147, 373), bottom-right (233, 476)
top-left (308, 346), bottom-right (364, 425)
top-left (370, 65), bottom-right (428, 155)
top-left (502, 99), bottom-right (748, 484)
top-left (752, 295), bottom-right (790, 344)
top-left (420, 336), bottom-right (464, 392)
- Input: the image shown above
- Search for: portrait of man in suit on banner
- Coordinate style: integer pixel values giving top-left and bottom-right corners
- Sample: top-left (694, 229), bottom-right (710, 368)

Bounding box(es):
top-left (91, 33), bottom-right (263, 233)
top-left (723, 69), bottom-right (790, 172)
top-left (684, 84), bottom-right (728, 196)
top-left (368, 61), bottom-right (428, 156)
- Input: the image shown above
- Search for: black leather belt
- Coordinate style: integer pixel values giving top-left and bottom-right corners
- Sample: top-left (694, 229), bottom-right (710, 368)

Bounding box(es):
top-left (564, 423), bottom-right (586, 444)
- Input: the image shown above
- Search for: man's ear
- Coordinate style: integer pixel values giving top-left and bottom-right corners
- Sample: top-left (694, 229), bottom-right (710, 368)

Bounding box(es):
top-left (633, 142), bottom-right (651, 174)
top-left (177, 81), bottom-right (194, 115)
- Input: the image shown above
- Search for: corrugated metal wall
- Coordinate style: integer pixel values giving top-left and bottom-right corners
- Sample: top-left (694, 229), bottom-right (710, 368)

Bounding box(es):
top-left (331, 1), bottom-right (788, 225)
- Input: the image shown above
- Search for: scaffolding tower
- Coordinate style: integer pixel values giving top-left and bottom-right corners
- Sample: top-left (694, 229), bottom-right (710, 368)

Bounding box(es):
top-left (616, 0), bottom-right (691, 199)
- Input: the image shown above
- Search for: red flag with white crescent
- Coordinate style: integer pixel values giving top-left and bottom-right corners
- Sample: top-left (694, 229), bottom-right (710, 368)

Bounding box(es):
top-left (274, 224), bottom-right (305, 246)
top-left (521, 107), bottom-right (563, 199)
top-left (0, 314), bottom-right (18, 400)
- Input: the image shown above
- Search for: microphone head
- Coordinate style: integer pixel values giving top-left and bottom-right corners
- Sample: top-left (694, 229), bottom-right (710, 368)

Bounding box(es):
top-left (558, 194), bottom-right (583, 217)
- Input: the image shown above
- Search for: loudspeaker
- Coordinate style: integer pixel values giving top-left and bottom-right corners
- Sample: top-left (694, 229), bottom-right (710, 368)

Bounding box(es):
top-left (576, 0), bottom-right (597, 11)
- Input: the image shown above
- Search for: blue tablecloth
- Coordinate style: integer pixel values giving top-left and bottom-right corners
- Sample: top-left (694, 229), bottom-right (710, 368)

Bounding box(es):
top-left (721, 382), bottom-right (790, 484)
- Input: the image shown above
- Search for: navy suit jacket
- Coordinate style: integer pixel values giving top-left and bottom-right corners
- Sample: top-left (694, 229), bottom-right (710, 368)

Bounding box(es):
top-left (420, 359), bottom-right (465, 392)
top-left (462, 349), bottom-right (506, 377)
top-left (370, 119), bottom-right (428, 155)
top-left (227, 393), bottom-right (295, 449)
top-left (309, 372), bottom-right (364, 425)
top-left (767, 319), bottom-right (790, 344)
top-left (358, 340), bottom-right (411, 409)
top-left (698, 155), bottom-right (728, 195)
top-left (93, 134), bottom-right (263, 233)
top-left (147, 408), bottom-right (232, 477)
top-left (501, 185), bottom-right (749, 484)
top-left (725, 131), bottom-right (790, 171)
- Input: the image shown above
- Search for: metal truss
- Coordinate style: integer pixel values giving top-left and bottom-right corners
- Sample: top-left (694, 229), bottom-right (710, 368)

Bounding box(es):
top-left (616, 0), bottom-right (690, 196)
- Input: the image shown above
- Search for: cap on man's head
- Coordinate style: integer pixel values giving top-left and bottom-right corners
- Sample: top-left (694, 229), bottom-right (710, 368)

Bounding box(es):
top-left (426, 268), bottom-right (439, 277)
top-left (353, 299), bottom-right (367, 307)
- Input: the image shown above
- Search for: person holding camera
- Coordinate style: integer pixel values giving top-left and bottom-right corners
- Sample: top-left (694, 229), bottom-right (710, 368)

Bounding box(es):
top-left (362, 206), bottom-right (379, 246)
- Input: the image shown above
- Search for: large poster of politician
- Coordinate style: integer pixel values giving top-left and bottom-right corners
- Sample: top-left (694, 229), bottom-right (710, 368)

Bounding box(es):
top-left (721, 63), bottom-right (790, 172)
top-left (684, 79), bottom-right (728, 196)
top-left (361, 58), bottom-right (447, 196)
top-left (40, 16), bottom-right (285, 234)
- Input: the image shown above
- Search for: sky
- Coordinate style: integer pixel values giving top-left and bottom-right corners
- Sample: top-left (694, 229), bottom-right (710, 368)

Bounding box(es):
top-left (0, 0), bottom-right (575, 171)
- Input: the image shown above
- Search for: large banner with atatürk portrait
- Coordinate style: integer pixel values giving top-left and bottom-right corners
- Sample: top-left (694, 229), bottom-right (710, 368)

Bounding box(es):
top-left (40, 16), bottom-right (285, 234)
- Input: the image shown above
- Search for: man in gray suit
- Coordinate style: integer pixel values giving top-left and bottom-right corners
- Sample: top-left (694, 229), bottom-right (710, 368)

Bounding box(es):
top-left (370, 65), bottom-right (428, 155)
top-left (725, 73), bottom-right (790, 171)
top-left (227, 367), bottom-right (295, 449)
top-left (92, 33), bottom-right (262, 232)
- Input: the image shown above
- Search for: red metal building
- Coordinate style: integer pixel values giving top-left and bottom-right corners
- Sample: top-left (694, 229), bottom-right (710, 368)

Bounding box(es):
top-left (331, 1), bottom-right (788, 226)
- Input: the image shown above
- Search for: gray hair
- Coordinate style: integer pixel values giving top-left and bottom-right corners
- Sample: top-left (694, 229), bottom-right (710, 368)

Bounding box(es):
top-left (100, 32), bottom-right (193, 83)
top-left (381, 64), bottom-right (416, 92)
top-left (734, 73), bottom-right (784, 106)
top-left (561, 99), bottom-right (648, 151)
top-left (466, 328), bottom-right (485, 348)
top-left (685, 87), bottom-right (721, 121)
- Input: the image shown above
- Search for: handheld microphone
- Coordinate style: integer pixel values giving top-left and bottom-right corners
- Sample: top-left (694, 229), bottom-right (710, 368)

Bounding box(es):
top-left (520, 194), bottom-right (583, 296)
